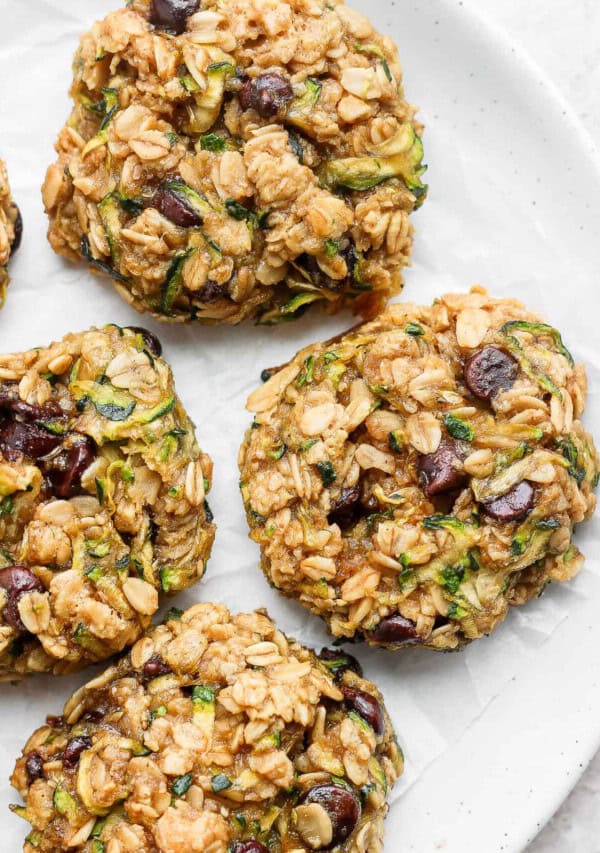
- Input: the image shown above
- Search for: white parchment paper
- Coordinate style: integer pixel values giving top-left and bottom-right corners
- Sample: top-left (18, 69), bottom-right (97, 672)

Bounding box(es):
top-left (1, 0), bottom-right (599, 849)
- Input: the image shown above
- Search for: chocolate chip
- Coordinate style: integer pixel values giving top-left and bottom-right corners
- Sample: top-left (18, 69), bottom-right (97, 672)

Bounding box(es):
top-left (361, 492), bottom-right (381, 513)
top-left (368, 613), bottom-right (421, 646)
top-left (0, 420), bottom-right (63, 462)
top-left (10, 206), bottom-right (23, 256)
top-left (318, 647), bottom-right (363, 680)
top-left (25, 752), bottom-right (44, 782)
top-left (47, 437), bottom-right (96, 498)
top-left (482, 481), bottom-right (535, 522)
top-left (301, 784), bottom-right (361, 847)
top-left (464, 346), bottom-right (518, 401)
top-left (154, 186), bottom-right (202, 228)
top-left (417, 442), bottom-right (466, 497)
top-left (198, 280), bottom-right (226, 303)
top-left (295, 253), bottom-right (344, 292)
top-left (150, 0), bottom-right (200, 34)
top-left (230, 843), bottom-right (269, 853)
top-left (7, 399), bottom-right (63, 421)
top-left (328, 486), bottom-right (361, 526)
top-left (341, 685), bottom-right (384, 735)
top-left (0, 396), bottom-right (66, 462)
top-left (126, 326), bottom-right (162, 357)
top-left (239, 73), bottom-right (293, 118)
top-left (63, 736), bottom-right (92, 769)
top-left (0, 395), bottom-right (63, 422)
top-left (0, 565), bottom-right (44, 631)
top-left (83, 709), bottom-right (106, 724)
top-left (143, 655), bottom-right (172, 679)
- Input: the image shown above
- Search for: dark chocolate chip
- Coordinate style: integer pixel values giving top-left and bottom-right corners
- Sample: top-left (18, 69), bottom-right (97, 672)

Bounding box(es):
top-left (47, 437), bottom-right (96, 498)
top-left (464, 346), bottom-right (518, 401)
top-left (83, 709), bottom-right (106, 724)
top-left (230, 844), bottom-right (269, 853)
top-left (417, 442), bottom-right (466, 497)
top-left (0, 565), bottom-right (45, 631)
top-left (481, 480), bottom-right (535, 522)
top-left (63, 736), bottom-right (92, 769)
top-left (318, 647), bottom-right (363, 679)
top-left (341, 685), bottom-right (384, 735)
top-left (154, 186), bottom-right (202, 228)
top-left (198, 280), bottom-right (226, 303)
top-left (328, 486), bottom-right (361, 526)
top-left (10, 206), bottom-right (23, 256)
top-left (300, 784), bottom-right (361, 847)
top-left (25, 752), bottom-right (44, 782)
top-left (4, 399), bottom-right (63, 421)
top-left (239, 73), bottom-right (293, 118)
top-left (368, 613), bottom-right (420, 646)
top-left (126, 326), bottom-right (163, 357)
top-left (0, 419), bottom-right (64, 462)
top-left (143, 655), bottom-right (172, 679)
top-left (150, 0), bottom-right (200, 34)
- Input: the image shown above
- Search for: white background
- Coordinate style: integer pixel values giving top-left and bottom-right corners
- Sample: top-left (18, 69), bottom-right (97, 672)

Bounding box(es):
top-left (480, 3), bottom-right (600, 849)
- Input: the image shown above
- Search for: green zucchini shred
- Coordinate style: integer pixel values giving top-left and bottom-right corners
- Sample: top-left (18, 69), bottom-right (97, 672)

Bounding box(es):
top-left (319, 123), bottom-right (427, 199)
top-left (423, 514), bottom-right (466, 533)
top-left (172, 773), bottom-right (193, 797)
top-left (324, 238), bottom-right (339, 257)
top-left (184, 62), bottom-right (235, 134)
top-left (500, 320), bottom-right (574, 366)
top-left (445, 413), bottom-right (474, 442)
top-left (297, 355), bottom-right (315, 387)
top-left (80, 235), bottom-right (129, 284)
top-left (200, 133), bottom-right (227, 151)
top-left (160, 249), bottom-right (194, 315)
top-left (316, 460), bottom-right (336, 486)
top-left (285, 78), bottom-right (323, 132)
top-left (501, 333), bottom-right (563, 400)
top-left (211, 773), bottom-right (232, 793)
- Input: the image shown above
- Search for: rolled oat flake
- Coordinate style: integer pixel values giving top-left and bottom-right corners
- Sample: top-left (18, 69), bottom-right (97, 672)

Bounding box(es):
top-left (240, 287), bottom-right (598, 651)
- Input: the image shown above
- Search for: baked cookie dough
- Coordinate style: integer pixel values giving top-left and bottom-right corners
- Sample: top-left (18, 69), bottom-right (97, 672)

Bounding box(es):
top-left (0, 325), bottom-right (214, 678)
top-left (0, 158), bottom-right (22, 305)
top-left (11, 603), bottom-right (402, 852)
top-left (42, 0), bottom-right (426, 325)
top-left (239, 287), bottom-right (598, 650)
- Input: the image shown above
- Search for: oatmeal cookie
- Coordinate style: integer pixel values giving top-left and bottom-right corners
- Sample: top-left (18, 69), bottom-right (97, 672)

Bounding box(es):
top-left (10, 603), bottom-right (402, 852)
top-left (0, 158), bottom-right (22, 305)
top-left (239, 287), bottom-right (598, 650)
top-left (42, 0), bottom-right (426, 325)
top-left (0, 325), bottom-right (214, 678)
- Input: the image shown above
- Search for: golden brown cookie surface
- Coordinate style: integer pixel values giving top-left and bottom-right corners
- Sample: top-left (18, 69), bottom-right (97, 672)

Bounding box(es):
top-left (240, 288), bottom-right (598, 649)
top-left (11, 604), bottom-right (401, 852)
top-left (0, 325), bottom-right (214, 678)
top-left (43, 0), bottom-right (426, 324)
top-left (0, 158), bottom-right (22, 305)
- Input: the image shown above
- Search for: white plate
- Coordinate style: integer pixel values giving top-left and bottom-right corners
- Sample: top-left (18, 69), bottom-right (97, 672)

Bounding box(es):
top-left (1, 1), bottom-right (599, 851)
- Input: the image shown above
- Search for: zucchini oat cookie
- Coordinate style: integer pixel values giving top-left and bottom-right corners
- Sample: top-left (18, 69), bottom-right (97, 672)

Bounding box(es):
top-left (0, 325), bottom-right (215, 678)
top-left (11, 603), bottom-right (402, 852)
top-left (0, 158), bottom-right (23, 306)
top-left (42, 0), bottom-right (426, 325)
top-left (239, 287), bottom-right (598, 650)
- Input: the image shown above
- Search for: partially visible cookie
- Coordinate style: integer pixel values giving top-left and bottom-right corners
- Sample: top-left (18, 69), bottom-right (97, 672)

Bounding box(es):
top-left (11, 603), bottom-right (402, 852)
top-left (0, 325), bottom-right (215, 678)
top-left (239, 287), bottom-right (598, 650)
top-left (42, 0), bottom-right (426, 325)
top-left (0, 158), bottom-right (22, 305)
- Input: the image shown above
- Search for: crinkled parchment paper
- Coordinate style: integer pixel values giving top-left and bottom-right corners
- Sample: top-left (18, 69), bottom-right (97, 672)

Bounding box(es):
top-left (1, 0), bottom-right (599, 849)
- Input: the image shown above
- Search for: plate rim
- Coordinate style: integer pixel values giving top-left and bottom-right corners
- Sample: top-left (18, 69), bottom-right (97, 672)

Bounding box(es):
top-left (400, 0), bottom-right (600, 847)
